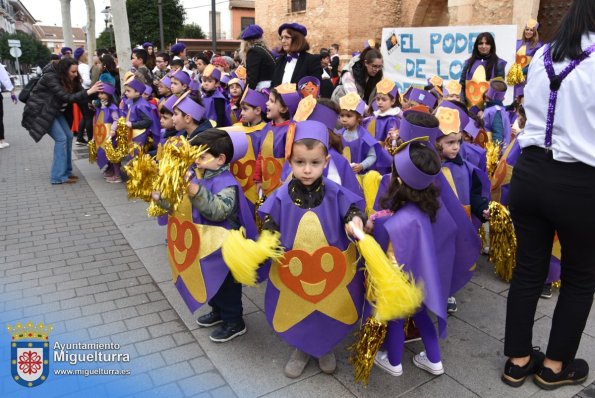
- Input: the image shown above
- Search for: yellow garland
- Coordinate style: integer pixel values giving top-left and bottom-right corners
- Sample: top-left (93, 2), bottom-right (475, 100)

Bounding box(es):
top-left (348, 317), bottom-right (387, 386)
top-left (148, 136), bottom-right (208, 217)
top-left (506, 63), bottom-right (525, 86)
top-left (104, 117), bottom-right (131, 164)
top-left (88, 139), bottom-right (97, 163)
top-left (485, 141), bottom-right (501, 178)
top-left (221, 228), bottom-right (284, 286)
top-left (122, 144), bottom-right (159, 202)
top-left (487, 201), bottom-right (517, 282)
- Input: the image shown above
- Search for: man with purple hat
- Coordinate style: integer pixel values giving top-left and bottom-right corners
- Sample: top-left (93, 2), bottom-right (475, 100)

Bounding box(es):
top-left (271, 23), bottom-right (322, 87)
top-left (154, 127), bottom-right (257, 343)
top-left (171, 42), bottom-right (187, 61)
top-left (201, 64), bottom-right (231, 128)
top-left (123, 77), bottom-right (161, 148)
top-left (482, 79), bottom-right (512, 146)
top-left (61, 47), bottom-right (73, 58)
top-left (259, 119), bottom-right (366, 378)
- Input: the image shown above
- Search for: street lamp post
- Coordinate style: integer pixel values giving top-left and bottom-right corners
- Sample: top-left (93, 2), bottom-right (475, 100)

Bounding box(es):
top-left (101, 6), bottom-right (114, 47)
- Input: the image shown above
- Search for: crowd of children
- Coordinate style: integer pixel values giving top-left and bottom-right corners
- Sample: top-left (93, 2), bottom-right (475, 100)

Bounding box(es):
top-left (82, 21), bottom-right (558, 386)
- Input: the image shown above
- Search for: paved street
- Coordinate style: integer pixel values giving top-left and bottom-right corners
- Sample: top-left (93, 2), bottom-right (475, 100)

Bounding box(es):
top-left (1, 100), bottom-right (594, 398)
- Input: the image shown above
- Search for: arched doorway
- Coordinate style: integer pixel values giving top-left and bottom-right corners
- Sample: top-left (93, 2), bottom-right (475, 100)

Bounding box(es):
top-left (537, 0), bottom-right (572, 42)
top-left (411, 0), bottom-right (449, 27)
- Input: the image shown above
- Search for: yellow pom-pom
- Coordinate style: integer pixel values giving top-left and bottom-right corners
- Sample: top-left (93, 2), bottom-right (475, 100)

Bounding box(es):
top-left (348, 317), bottom-right (387, 385)
top-left (88, 140), bottom-right (97, 164)
top-left (221, 229), bottom-right (284, 286)
top-left (506, 63), bottom-right (526, 86)
top-left (485, 140), bottom-right (501, 178)
top-left (362, 171), bottom-right (383, 216)
top-left (147, 201), bottom-right (167, 217)
top-left (104, 118), bottom-right (131, 163)
top-left (487, 201), bottom-right (517, 282)
top-left (123, 149), bottom-right (158, 202)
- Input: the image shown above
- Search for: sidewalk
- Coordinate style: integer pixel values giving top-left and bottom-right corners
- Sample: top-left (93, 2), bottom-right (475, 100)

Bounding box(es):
top-left (2, 101), bottom-right (594, 397)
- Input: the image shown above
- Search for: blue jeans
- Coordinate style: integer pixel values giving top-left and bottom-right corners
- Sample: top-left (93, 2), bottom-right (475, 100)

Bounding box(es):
top-left (48, 115), bottom-right (73, 183)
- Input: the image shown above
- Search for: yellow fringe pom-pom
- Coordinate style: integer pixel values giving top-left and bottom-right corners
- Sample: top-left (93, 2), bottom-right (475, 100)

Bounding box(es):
top-left (147, 200), bottom-right (167, 217)
top-left (221, 228), bottom-right (284, 286)
top-left (487, 201), bottom-right (517, 282)
top-left (485, 140), bottom-right (501, 178)
top-left (362, 171), bottom-right (383, 216)
top-left (104, 118), bottom-right (131, 164)
top-left (356, 232), bottom-right (424, 322)
top-left (88, 139), bottom-right (97, 163)
top-left (348, 317), bottom-right (387, 385)
top-left (123, 145), bottom-right (159, 202)
top-left (506, 63), bottom-right (526, 86)
top-left (149, 136), bottom-right (208, 216)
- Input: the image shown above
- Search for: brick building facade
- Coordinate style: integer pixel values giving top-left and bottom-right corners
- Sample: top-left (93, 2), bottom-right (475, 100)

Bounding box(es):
top-left (255, 0), bottom-right (570, 63)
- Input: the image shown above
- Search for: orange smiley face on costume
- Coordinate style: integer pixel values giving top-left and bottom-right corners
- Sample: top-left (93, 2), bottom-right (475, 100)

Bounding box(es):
top-left (474, 130), bottom-right (489, 148)
top-left (278, 247), bottom-right (346, 303)
top-left (231, 159), bottom-right (256, 191)
top-left (261, 157), bottom-right (283, 194)
top-left (466, 81), bottom-right (489, 106)
top-left (94, 124), bottom-right (108, 147)
top-left (435, 107), bottom-right (461, 135)
top-left (516, 54), bottom-right (529, 69)
top-left (299, 82), bottom-right (319, 99)
top-left (167, 217), bottom-right (200, 273)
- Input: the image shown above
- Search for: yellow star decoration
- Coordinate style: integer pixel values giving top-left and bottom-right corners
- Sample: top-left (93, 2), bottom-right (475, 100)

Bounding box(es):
top-left (269, 211), bottom-right (358, 333)
top-left (339, 92), bottom-right (363, 112)
top-left (342, 146), bottom-right (352, 163)
top-left (167, 196), bottom-right (229, 304)
top-left (260, 130), bottom-right (286, 195)
top-left (444, 80), bottom-right (462, 96)
top-left (366, 117), bottom-right (377, 138)
top-left (376, 78), bottom-right (396, 96)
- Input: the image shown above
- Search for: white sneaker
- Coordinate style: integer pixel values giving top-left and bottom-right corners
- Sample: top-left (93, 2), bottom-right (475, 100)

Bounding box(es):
top-left (374, 350), bottom-right (403, 376)
top-left (482, 245), bottom-right (490, 255)
top-left (0, 141), bottom-right (9, 148)
top-left (413, 351), bottom-right (444, 375)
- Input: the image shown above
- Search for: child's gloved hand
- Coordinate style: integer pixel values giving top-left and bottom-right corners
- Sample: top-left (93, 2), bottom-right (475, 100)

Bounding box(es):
top-left (345, 216), bottom-right (364, 240)
top-left (151, 191), bottom-right (161, 201)
top-left (483, 209), bottom-right (490, 221)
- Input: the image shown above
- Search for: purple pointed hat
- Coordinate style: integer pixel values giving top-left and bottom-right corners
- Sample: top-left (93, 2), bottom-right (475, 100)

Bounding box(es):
top-left (464, 118), bottom-right (481, 139)
top-left (125, 77), bottom-right (146, 94)
top-left (293, 96), bottom-right (338, 131)
top-left (173, 91), bottom-right (206, 121)
top-left (278, 23), bottom-right (307, 37)
top-left (294, 120), bottom-right (329, 149)
top-left (435, 100), bottom-right (469, 135)
top-left (160, 75), bottom-right (172, 89)
top-left (297, 76), bottom-right (321, 98)
top-left (405, 87), bottom-right (437, 109)
top-left (162, 95), bottom-right (179, 113)
top-left (394, 138), bottom-right (439, 190)
top-left (203, 64), bottom-right (222, 81)
top-left (220, 74), bottom-right (231, 86)
top-left (486, 79), bottom-right (507, 102)
top-left (240, 88), bottom-right (268, 111)
top-left (275, 83), bottom-right (301, 117)
top-left (144, 85), bottom-right (153, 96)
top-left (171, 70), bottom-right (191, 86)
top-left (225, 128), bottom-right (249, 162)
top-left (339, 92), bottom-right (366, 116)
top-left (100, 82), bottom-right (116, 96)
top-left (399, 110), bottom-right (442, 146)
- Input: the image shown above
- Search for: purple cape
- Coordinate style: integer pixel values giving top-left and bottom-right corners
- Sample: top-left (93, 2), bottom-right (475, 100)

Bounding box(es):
top-left (126, 97), bottom-right (161, 146)
top-left (253, 121), bottom-right (291, 196)
top-left (336, 125), bottom-right (392, 174)
top-left (366, 115), bottom-right (400, 142)
top-left (258, 178), bottom-right (365, 357)
top-left (168, 170), bottom-right (257, 313)
top-left (460, 141), bottom-right (487, 173)
top-left (483, 105), bottom-right (512, 147)
top-left (94, 104), bottom-right (120, 170)
top-left (202, 90), bottom-right (232, 127)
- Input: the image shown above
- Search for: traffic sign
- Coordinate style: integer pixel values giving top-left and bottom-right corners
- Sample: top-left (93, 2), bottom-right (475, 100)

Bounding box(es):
top-left (9, 47), bottom-right (22, 58)
top-left (7, 39), bottom-right (21, 47)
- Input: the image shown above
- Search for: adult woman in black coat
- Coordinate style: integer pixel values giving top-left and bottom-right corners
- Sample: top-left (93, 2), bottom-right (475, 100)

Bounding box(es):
top-left (239, 24), bottom-right (276, 90)
top-left (22, 58), bottom-right (101, 184)
top-left (271, 23), bottom-right (322, 87)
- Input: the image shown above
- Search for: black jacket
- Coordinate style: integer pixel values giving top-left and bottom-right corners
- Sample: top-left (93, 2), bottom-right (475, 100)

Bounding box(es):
top-left (245, 45), bottom-right (276, 89)
top-left (271, 52), bottom-right (322, 87)
top-left (22, 63), bottom-right (89, 142)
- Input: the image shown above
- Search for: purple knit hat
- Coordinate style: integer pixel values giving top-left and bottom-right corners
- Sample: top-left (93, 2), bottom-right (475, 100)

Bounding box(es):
top-left (73, 47), bottom-right (85, 60)
top-left (61, 47), bottom-right (72, 55)
top-left (241, 24), bottom-right (264, 41)
top-left (142, 42), bottom-right (154, 49)
top-left (170, 43), bottom-right (186, 55)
